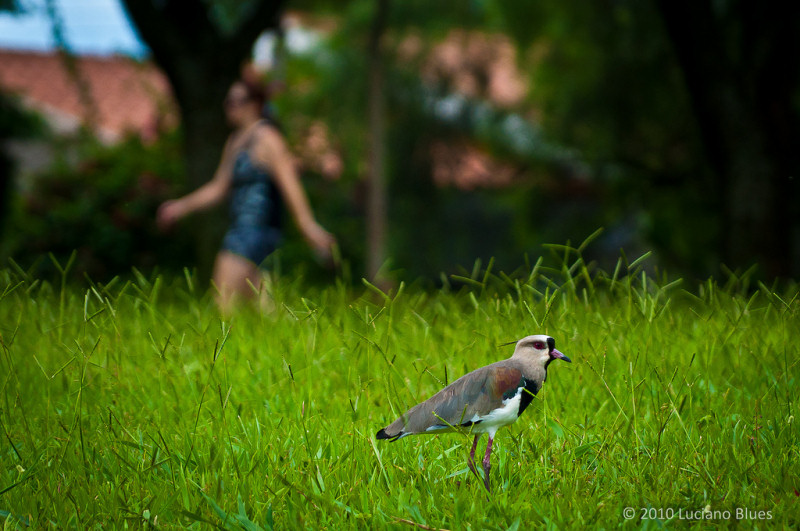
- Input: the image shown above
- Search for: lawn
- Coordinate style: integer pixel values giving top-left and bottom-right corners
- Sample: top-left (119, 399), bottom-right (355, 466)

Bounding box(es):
top-left (1, 248), bottom-right (798, 529)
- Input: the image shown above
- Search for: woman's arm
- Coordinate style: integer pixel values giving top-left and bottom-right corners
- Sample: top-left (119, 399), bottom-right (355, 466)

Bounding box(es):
top-left (253, 125), bottom-right (336, 258)
top-left (157, 137), bottom-right (236, 230)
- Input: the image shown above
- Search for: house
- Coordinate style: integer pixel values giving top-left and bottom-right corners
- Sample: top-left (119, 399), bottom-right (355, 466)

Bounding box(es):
top-left (0, 48), bottom-right (176, 142)
top-left (0, 48), bottom-right (177, 177)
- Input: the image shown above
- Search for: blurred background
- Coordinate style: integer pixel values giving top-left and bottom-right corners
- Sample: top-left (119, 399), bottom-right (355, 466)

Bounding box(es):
top-left (1, 0), bottom-right (798, 285)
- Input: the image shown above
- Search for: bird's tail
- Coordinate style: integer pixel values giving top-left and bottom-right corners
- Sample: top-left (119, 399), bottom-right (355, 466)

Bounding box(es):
top-left (376, 428), bottom-right (404, 442)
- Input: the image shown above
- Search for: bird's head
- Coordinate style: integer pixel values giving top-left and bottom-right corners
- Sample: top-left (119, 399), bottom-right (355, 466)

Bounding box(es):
top-left (512, 334), bottom-right (571, 367)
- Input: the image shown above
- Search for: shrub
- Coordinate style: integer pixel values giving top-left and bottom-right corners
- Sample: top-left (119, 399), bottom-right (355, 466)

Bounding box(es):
top-left (2, 131), bottom-right (194, 280)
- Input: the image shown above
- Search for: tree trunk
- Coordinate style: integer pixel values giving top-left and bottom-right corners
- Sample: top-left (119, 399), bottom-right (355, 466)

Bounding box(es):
top-left (168, 58), bottom-right (233, 272)
top-left (656, 0), bottom-right (800, 278)
top-left (366, 0), bottom-right (390, 281)
top-left (0, 150), bottom-right (9, 236)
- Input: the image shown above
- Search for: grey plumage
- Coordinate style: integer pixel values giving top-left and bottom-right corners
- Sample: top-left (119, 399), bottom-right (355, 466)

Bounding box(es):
top-left (376, 334), bottom-right (571, 491)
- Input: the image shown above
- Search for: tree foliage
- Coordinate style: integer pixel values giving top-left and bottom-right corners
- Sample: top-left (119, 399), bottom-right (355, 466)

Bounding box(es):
top-left (2, 132), bottom-right (192, 279)
top-left (655, 0), bottom-right (800, 278)
top-left (15, 0), bottom-right (789, 281)
top-left (493, 0), bottom-right (800, 278)
top-left (274, 0), bottom-right (579, 281)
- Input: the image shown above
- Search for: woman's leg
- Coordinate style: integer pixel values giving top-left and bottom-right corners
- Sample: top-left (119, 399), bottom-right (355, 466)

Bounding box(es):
top-left (212, 251), bottom-right (263, 312)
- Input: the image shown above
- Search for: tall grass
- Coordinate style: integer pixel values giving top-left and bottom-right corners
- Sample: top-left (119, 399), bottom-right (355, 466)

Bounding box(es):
top-left (1, 245), bottom-right (798, 529)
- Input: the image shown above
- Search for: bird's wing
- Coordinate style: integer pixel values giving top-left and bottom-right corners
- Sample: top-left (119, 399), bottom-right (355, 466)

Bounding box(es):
top-left (400, 363), bottom-right (524, 434)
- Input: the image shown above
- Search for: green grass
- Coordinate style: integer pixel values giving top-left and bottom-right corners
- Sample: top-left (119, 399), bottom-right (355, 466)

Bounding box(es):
top-left (1, 247), bottom-right (798, 529)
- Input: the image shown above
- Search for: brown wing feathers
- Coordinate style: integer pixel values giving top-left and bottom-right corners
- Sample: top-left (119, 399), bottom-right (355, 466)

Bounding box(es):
top-left (376, 363), bottom-right (525, 440)
top-left (491, 365), bottom-right (525, 400)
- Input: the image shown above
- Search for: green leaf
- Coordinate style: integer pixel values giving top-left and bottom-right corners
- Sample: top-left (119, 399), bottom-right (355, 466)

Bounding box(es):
top-left (548, 419), bottom-right (564, 438)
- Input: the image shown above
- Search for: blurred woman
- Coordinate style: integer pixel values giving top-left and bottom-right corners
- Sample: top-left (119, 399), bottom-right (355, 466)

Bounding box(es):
top-left (157, 77), bottom-right (335, 311)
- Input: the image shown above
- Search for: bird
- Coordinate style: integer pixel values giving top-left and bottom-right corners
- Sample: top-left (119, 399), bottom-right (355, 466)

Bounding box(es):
top-left (376, 334), bottom-right (571, 492)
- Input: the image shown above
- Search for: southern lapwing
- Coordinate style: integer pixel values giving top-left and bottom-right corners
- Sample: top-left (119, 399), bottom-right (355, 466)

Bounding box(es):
top-left (376, 335), bottom-right (571, 491)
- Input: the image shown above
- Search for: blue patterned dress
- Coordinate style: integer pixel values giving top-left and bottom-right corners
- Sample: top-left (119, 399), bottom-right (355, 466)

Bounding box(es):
top-left (220, 131), bottom-right (283, 266)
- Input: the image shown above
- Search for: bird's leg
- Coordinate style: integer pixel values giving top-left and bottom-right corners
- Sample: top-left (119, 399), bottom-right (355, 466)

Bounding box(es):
top-left (467, 434), bottom-right (480, 480)
top-left (482, 436), bottom-right (494, 493)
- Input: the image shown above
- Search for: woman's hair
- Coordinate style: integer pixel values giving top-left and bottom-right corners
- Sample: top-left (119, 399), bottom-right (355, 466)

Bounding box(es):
top-left (239, 63), bottom-right (270, 108)
top-left (239, 77), bottom-right (268, 111)
top-left (239, 63), bottom-right (283, 130)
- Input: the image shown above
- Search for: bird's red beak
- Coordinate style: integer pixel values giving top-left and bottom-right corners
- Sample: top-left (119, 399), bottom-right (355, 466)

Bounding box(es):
top-left (551, 348), bottom-right (571, 363)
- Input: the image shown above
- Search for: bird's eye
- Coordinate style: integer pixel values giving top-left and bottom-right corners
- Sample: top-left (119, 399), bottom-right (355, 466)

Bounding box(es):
top-left (533, 341), bottom-right (546, 350)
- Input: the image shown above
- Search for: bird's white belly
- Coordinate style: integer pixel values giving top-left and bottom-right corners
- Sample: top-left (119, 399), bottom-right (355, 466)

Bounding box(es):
top-left (469, 390), bottom-right (522, 438)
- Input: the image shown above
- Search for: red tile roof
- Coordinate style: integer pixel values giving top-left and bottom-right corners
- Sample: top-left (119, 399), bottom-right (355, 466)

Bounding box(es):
top-left (399, 29), bottom-right (529, 108)
top-left (398, 29), bottom-right (531, 188)
top-left (430, 140), bottom-right (518, 190)
top-left (0, 49), bottom-right (177, 143)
